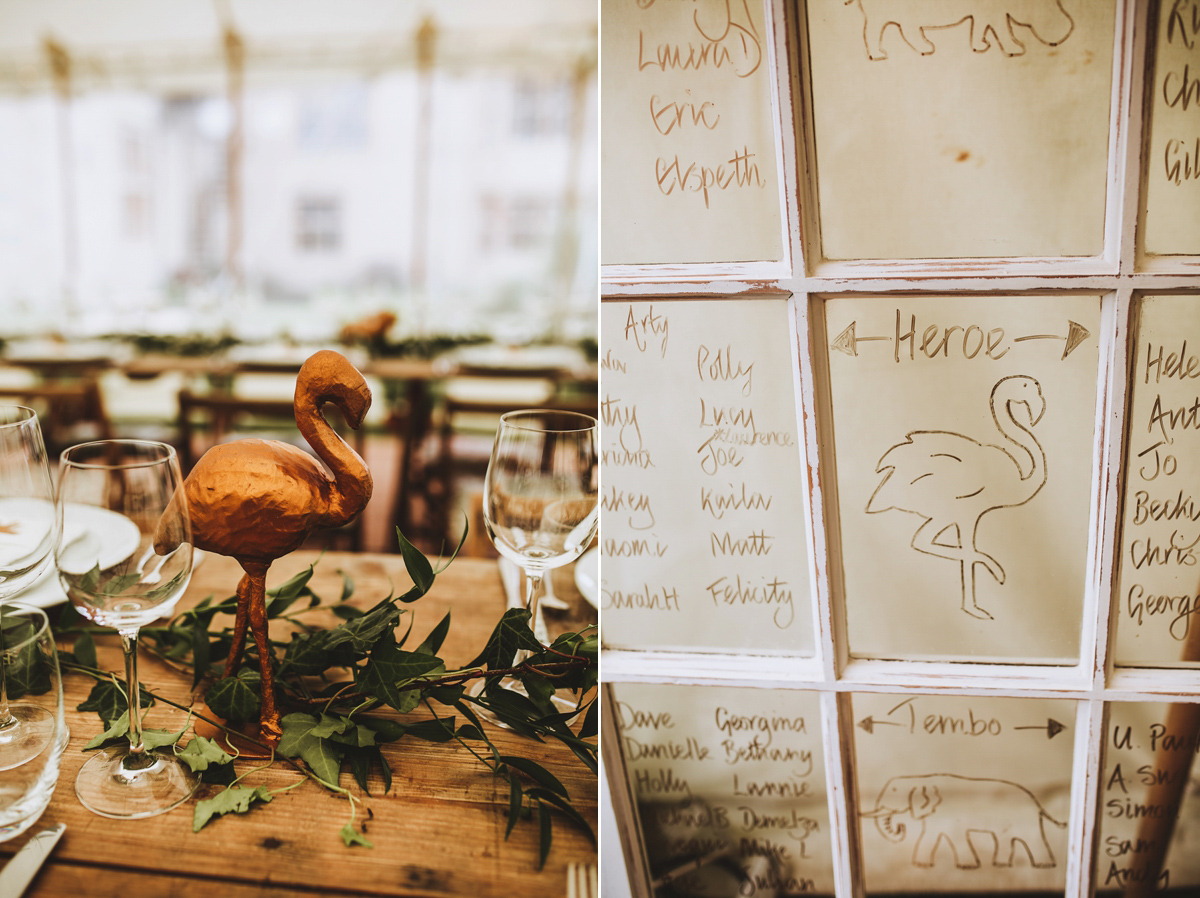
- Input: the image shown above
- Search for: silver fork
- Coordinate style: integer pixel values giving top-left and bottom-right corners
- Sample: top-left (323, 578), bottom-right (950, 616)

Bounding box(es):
top-left (565, 862), bottom-right (596, 898)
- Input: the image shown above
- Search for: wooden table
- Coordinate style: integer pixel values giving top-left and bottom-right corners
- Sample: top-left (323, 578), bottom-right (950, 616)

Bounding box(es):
top-left (1, 552), bottom-right (598, 897)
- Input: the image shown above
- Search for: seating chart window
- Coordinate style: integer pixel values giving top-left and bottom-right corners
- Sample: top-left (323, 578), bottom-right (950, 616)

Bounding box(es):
top-left (600, 2), bottom-right (1200, 896)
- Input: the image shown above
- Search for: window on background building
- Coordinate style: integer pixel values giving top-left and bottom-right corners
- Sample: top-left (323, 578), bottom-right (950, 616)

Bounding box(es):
top-left (512, 76), bottom-right (568, 137)
top-left (295, 196), bottom-right (341, 252)
top-left (296, 84), bottom-right (368, 152)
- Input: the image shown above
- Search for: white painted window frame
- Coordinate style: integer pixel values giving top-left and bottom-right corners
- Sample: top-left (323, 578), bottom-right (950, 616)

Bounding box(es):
top-left (600, 1), bottom-right (1200, 895)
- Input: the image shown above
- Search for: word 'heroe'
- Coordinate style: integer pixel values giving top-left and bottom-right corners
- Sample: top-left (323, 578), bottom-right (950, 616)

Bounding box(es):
top-left (894, 311), bottom-right (1010, 363)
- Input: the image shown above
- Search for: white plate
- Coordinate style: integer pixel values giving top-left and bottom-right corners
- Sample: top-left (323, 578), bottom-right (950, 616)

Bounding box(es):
top-left (13, 548), bottom-right (206, 611)
top-left (574, 547), bottom-right (598, 608)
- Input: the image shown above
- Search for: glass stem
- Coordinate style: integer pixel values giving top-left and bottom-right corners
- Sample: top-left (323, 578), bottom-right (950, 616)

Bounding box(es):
top-left (0, 611), bottom-right (12, 729)
top-left (121, 630), bottom-right (146, 757)
top-left (525, 570), bottom-right (549, 647)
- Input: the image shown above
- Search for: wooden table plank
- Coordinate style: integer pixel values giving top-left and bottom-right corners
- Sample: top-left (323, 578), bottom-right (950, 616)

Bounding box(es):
top-left (1, 552), bottom-right (597, 897)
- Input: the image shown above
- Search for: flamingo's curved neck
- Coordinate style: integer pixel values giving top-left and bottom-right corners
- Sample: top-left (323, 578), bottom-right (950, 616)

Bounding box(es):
top-left (994, 399), bottom-right (1044, 484)
top-left (294, 392), bottom-right (373, 527)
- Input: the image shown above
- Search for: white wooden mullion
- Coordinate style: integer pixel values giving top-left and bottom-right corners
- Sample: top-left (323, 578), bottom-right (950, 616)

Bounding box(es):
top-left (822, 691), bottom-right (864, 898)
top-left (1121, 0), bottom-right (1151, 272)
top-left (1095, 287), bottom-right (1136, 686)
top-left (1066, 699), bottom-right (1109, 898)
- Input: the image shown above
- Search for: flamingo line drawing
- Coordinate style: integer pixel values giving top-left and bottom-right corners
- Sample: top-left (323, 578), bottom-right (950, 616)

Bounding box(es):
top-left (865, 375), bottom-right (1046, 620)
top-left (175, 350), bottom-right (373, 743)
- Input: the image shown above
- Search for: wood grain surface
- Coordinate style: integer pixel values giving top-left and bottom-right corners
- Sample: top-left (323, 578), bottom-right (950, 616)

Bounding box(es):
top-left (0, 551), bottom-right (598, 897)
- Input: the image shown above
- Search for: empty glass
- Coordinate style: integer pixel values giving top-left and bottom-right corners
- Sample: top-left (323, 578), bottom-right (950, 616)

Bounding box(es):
top-left (56, 440), bottom-right (196, 818)
top-left (0, 603), bottom-right (67, 841)
top-left (0, 407), bottom-right (59, 771)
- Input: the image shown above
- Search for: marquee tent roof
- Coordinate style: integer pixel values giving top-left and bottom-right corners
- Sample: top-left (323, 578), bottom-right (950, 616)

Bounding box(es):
top-left (0, 0), bottom-right (596, 95)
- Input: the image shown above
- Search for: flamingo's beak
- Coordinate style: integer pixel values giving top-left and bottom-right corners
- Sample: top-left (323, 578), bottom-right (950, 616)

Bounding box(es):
top-left (1011, 393), bottom-right (1046, 428)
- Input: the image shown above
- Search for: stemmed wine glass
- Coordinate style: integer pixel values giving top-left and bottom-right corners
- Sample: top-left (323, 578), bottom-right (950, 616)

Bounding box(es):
top-left (55, 439), bottom-right (197, 818)
top-left (482, 409), bottom-right (598, 651)
top-left (0, 407), bottom-right (60, 770)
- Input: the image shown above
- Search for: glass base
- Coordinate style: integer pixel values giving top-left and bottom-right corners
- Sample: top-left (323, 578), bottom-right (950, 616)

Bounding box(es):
top-left (75, 744), bottom-right (198, 819)
top-left (0, 705), bottom-right (56, 771)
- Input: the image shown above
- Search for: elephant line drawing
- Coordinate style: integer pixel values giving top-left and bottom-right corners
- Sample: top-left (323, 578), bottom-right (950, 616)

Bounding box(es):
top-left (861, 773), bottom-right (1068, 869)
top-left (846, 0), bottom-right (1077, 60)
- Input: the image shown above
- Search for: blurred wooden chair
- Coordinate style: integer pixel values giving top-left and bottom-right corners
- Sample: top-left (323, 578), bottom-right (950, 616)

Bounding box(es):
top-left (412, 367), bottom-right (597, 553)
top-left (0, 379), bottom-right (114, 454)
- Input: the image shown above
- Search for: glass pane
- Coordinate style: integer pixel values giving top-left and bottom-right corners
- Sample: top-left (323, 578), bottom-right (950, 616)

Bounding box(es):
top-left (600, 298), bottom-right (815, 655)
top-left (852, 692), bottom-right (1076, 893)
top-left (1097, 701), bottom-right (1200, 894)
top-left (1114, 294), bottom-right (1200, 667)
top-left (600, 0), bottom-right (784, 265)
top-left (824, 294), bottom-right (1102, 663)
top-left (804, 0), bottom-right (1116, 261)
top-left (1142, 4), bottom-right (1200, 257)
top-left (614, 683), bottom-right (834, 896)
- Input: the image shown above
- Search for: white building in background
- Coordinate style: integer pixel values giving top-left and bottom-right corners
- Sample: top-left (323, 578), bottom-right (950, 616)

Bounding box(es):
top-left (0, 66), bottom-right (597, 343)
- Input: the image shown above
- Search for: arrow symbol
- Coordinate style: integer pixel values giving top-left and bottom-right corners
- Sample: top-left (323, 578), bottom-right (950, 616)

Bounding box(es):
top-left (1014, 718), bottom-right (1067, 739)
top-left (831, 321), bottom-right (890, 357)
top-left (857, 716), bottom-right (906, 734)
top-left (1012, 320), bottom-right (1091, 360)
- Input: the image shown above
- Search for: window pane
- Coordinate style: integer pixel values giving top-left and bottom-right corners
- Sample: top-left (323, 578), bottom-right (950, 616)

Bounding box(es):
top-left (614, 683), bottom-right (834, 896)
top-left (1097, 701), bottom-right (1200, 894)
top-left (804, 0), bottom-right (1116, 260)
top-left (1141, 3), bottom-right (1200, 257)
top-left (600, 298), bottom-right (815, 655)
top-left (824, 294), bottom-right (1101, 662)
top-left (852, 692), bottom-right (1076, 893)
top-left (600, 0), bottom-right (784, 265)
top-left (1114, 294), bottom-right (1200, 667)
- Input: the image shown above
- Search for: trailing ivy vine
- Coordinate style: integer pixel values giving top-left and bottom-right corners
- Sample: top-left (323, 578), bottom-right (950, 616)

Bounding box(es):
top-left (53, 529), bottom-right (597, 866)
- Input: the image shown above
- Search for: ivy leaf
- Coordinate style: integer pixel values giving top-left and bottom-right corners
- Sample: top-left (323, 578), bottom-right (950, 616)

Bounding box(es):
top-left (3, 635), bottom-right (51, 700)
top-left (579, 700), bottom-right (597, 740)
top-left (360, 717), bottom-right (407, 744)
top-left (337, 569), bottom-right (355, 602)
top-left (323, 600), bottom-right (400, 656)
top-left (281, 630), bottom-right (337, 675)
top-left (193, 785), bottom-right (274, 832)
top-left (403, 716), bottom-right (457, 743)
top-left (191, 618), bottom-right (211, 689)
top-left (78, 679), bottom-right (151, 727)
top-left (205, 672), bottom-right (261, 725)
top-left (537, 802), bottom-right (552, 869)
top-left (177, 736), bottom-right (234, 773)
top-left (72, 632), bottom-right (97, 669)
top-left (499, 755), bottom-right (569, 799)
top-left (278, 712), bottom-right (344, 786)
top-left (417, 611), bottom-right (451, 656)
top-left (141, 724), bottom-right (189, 751)
top-left (339, 822), bottom-right (374, 848)
top-left (469, 609), bottom-right (543, 671)
top-left (83, 716), bottom-right (130, 750)
top-left (357, 635), bottom-right (442, 712)
top-left (527, 786), bottom-right (596, 846)
top-left (266, 563), bottom-right (316, 617)
top-left (505, 775), bottom-right (523, 839)
top-left (395, 527), bottom-right (434, 596)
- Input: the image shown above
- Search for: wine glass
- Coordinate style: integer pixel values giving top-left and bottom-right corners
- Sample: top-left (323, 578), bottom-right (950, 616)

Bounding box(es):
top-left (0, 602), bottom-right (67, 840)
top-left (483, 410), bottom-right (598, 648)
top-left (0, 407), bottom-right (60, 770)
top-left (55, 439), bottom-right (197, 818)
